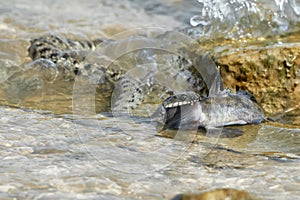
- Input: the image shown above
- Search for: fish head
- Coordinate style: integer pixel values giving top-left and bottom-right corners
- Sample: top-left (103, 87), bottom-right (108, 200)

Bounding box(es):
top-left (153, 92), bottom-right (202, 130)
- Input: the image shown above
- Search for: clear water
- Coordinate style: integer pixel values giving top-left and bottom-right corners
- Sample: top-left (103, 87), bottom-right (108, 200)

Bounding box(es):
top-left (0, 1), bottom-right (300, 199)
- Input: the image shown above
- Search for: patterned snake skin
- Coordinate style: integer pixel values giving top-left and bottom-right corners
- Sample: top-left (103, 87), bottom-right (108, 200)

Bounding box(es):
top-left (28, 34), bottom-right (208, 114)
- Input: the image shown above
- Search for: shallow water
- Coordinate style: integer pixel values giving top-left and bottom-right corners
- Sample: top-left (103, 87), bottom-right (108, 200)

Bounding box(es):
top-left (0, 1), bottom-right (300, 200)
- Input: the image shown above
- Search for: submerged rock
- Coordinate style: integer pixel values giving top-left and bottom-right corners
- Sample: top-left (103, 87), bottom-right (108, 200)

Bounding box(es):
top-left (172, 188), bottom-right (259, 200)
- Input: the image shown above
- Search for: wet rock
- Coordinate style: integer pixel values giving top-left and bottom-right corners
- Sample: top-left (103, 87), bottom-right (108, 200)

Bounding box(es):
top-left (216, 45), bottom-right (300, 123)
top-left (172, 188), bottom-right (259, 200)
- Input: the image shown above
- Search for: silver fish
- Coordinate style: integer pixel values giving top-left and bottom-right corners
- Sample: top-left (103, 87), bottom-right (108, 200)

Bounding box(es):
top-left (156, 90), bottom-right (265, 130)
top-left (154, 55), bottom-right (265, 130)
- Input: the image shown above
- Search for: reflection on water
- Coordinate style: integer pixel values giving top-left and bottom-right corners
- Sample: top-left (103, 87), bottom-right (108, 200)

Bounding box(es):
top-left (0, 0), bottom-right (300, 199)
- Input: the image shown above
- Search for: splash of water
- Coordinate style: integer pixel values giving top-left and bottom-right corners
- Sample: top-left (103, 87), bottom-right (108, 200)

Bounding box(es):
top-left (189, 0), bottom-right (300, 39)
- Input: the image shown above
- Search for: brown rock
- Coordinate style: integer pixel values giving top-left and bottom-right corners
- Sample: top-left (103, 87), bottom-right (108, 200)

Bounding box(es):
top-left (172, 188), bottom-right (259, 200)
top-left (215, 45), bottom-right (300, 124)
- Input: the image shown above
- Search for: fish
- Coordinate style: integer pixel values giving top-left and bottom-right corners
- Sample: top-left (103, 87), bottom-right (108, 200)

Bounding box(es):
top-left (154, 55), bottom-right (266, 131)
top-left (155, 88), bottom-right (266, 131)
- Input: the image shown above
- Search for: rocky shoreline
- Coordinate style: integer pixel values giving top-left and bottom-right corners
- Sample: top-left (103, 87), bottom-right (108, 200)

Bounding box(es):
top-left (209, 38), bottom-right (300, 125)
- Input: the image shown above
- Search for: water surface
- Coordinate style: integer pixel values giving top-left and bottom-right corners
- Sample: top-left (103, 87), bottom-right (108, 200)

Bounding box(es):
top-left (0, 1), bottom-right (300, 199)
